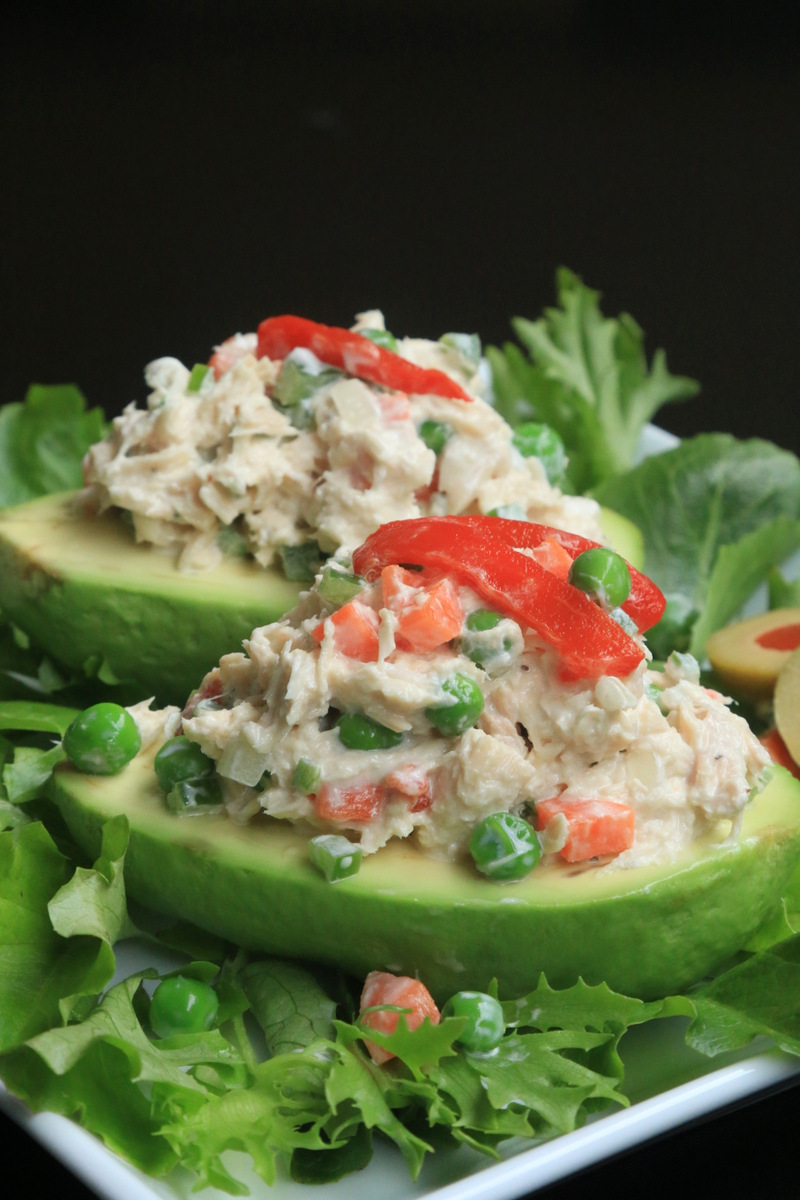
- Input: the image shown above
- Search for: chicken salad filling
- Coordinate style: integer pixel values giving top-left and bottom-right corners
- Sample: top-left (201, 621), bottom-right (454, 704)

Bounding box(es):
top-left (83, 312), bottom-right (604, 574)
top-left (136, 517), bottom-right (770, 875)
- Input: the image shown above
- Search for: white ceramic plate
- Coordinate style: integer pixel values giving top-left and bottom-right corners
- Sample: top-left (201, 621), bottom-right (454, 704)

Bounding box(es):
top-left (3, 934), bottom-right (800, 1200)
top-left (3, 422), bottom-right (800, 1197)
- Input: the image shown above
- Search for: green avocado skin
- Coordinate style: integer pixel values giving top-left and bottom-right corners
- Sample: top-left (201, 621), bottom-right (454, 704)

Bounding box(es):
top-left (0, 492), bottom-right (301, 707)
top-left (49, 749), bottom-right (800, 1001)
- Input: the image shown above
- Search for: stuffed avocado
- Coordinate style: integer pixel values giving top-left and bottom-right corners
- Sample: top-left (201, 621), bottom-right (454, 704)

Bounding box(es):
top-left (0, 312), bottom-right (640, 707)
top-left (49, 515), bottom-right (800, 1000)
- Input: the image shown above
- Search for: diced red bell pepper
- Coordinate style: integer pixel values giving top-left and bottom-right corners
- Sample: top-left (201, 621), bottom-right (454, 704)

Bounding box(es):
top-left (359, 970), bottom-right (441, 1064)
top-left (535, 795), bottom-right (635, 862)
top-left (256, 315), bottom-right (473, 403)
top-left (353, 516), bottom-right (661, 679)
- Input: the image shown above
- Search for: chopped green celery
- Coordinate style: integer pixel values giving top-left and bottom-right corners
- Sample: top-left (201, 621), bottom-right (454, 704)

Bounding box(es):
top-left (278, 541), bottom-right (324, 583)
top-left (440, 331), bottom-right (482, 370)
top-left (418, 420), bottom-right (453, 455)
top-left (318, 565), bottom-right (364, 607)
top-left (216, 525), bottom-right (250, 558)
top-left (187, 363), bottom-right (212, 393)
top-left (360, 327), bottom-right (398, 352)
top-left (292, 758), bottom-right (322, 794)
top-left (166, 775), bottom-right (222, 813)
top-left (309, 833), bottom-right (363, 882)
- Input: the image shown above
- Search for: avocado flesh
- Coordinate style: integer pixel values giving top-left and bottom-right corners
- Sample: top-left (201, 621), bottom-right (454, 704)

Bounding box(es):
top-left (0, 492), bottom-right (302, 707)
top-left (597, 506), bottom-right (644, 569)
top-left (49, 749), bottom-right (800, 1001)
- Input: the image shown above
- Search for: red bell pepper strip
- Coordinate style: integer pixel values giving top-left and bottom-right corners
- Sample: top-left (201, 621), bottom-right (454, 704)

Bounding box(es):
top-left (355, 515), bottom-right (665, 632)
top-left (352, 516), bottom-right (664, 679)
top-left (256, 315), bottom-right (473, 403)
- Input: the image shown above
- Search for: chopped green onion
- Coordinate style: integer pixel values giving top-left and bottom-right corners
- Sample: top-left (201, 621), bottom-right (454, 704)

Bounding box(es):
top-left (418, 420), bottom-right (453, 455)
top-left (187, 363), bottom-right (212, 393)
top-left (278, 541), bottom-right (324, 583)
top-left (318, 565), bottom-right (364, 607)
top-left (292, 758), bottom-right (322, 794)
top-left (309, 834), bottom-right (363, 882)
top-left (217, 526), bottom-right (250, 558)
top-left (360, 327), bottom-right (398, 352)
top-left (440, 332), bottom-right (482, 370)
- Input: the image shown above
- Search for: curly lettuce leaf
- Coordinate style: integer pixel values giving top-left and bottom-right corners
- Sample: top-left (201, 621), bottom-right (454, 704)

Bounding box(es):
top-left (0, 384), bottom-right (106, 509)
top-left (487, 268), bottom-right (699, 490)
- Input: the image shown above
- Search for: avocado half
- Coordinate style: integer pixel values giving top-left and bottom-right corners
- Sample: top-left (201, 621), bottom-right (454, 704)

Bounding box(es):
top-left (0, 492), bottom-right (642, 710)
top-left (0, 492), bottom-right (301, 706)
top-left (49, 748), bottom-right (800, 1001)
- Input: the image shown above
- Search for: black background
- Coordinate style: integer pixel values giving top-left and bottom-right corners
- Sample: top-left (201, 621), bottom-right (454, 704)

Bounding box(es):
top-left (3, 1), bottom-right (800, 1196)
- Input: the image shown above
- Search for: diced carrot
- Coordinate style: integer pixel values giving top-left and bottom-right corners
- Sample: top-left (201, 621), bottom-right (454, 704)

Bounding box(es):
top-left (315, 781), bottom-right (387, 822)
top-left (760, 728), bottom-right (800, 779)
top-left (359, 970), bottom-right (440, 1064)
top-left (380, 565), bottom-right (464, 653)
top-left (312, 600), bottom-right (380, 661)
top-left (535, 795), bottom-right (635, 862)
top-left (526, 535), bottom-right (573, 581)
top-left (384, 765), bottom-right (433, 812)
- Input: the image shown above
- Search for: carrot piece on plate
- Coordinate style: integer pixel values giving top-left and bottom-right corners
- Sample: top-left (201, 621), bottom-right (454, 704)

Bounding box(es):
top-left (359, 970), bottom-right (440, 1064)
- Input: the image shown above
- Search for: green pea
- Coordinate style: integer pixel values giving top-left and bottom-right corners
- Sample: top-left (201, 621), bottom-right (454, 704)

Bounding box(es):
top-left (418, 419), bottom-right (453, 455)
top-left (360, 327), bottom-right (398, 352)
top-left (62, 703), bottom-right (141, 775)
top-left (568, 547), bottom-right (631, 610)
top-left (441, 990), bottom-right (505, 1052)
top-left (292, 758), bottom-right (322, 794)
top-left (469, 811), bottom-right (542, 881)
top-left (149, 975), bottom-right (219, 1038)
top-left (466, 609), bottom-right (503, 632)
top-left (309, 834), bottom-right (363, 882)
top-left (336, 713), bottom-right (404, 751)
top-left (511, 422), bottom-right (566, 483)
top-left (154, 735), bottom-right (215, 792)
top-left (425, 673), bottom-right (484, 736)
top-left (165, 775), bottom-right (223, 813)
